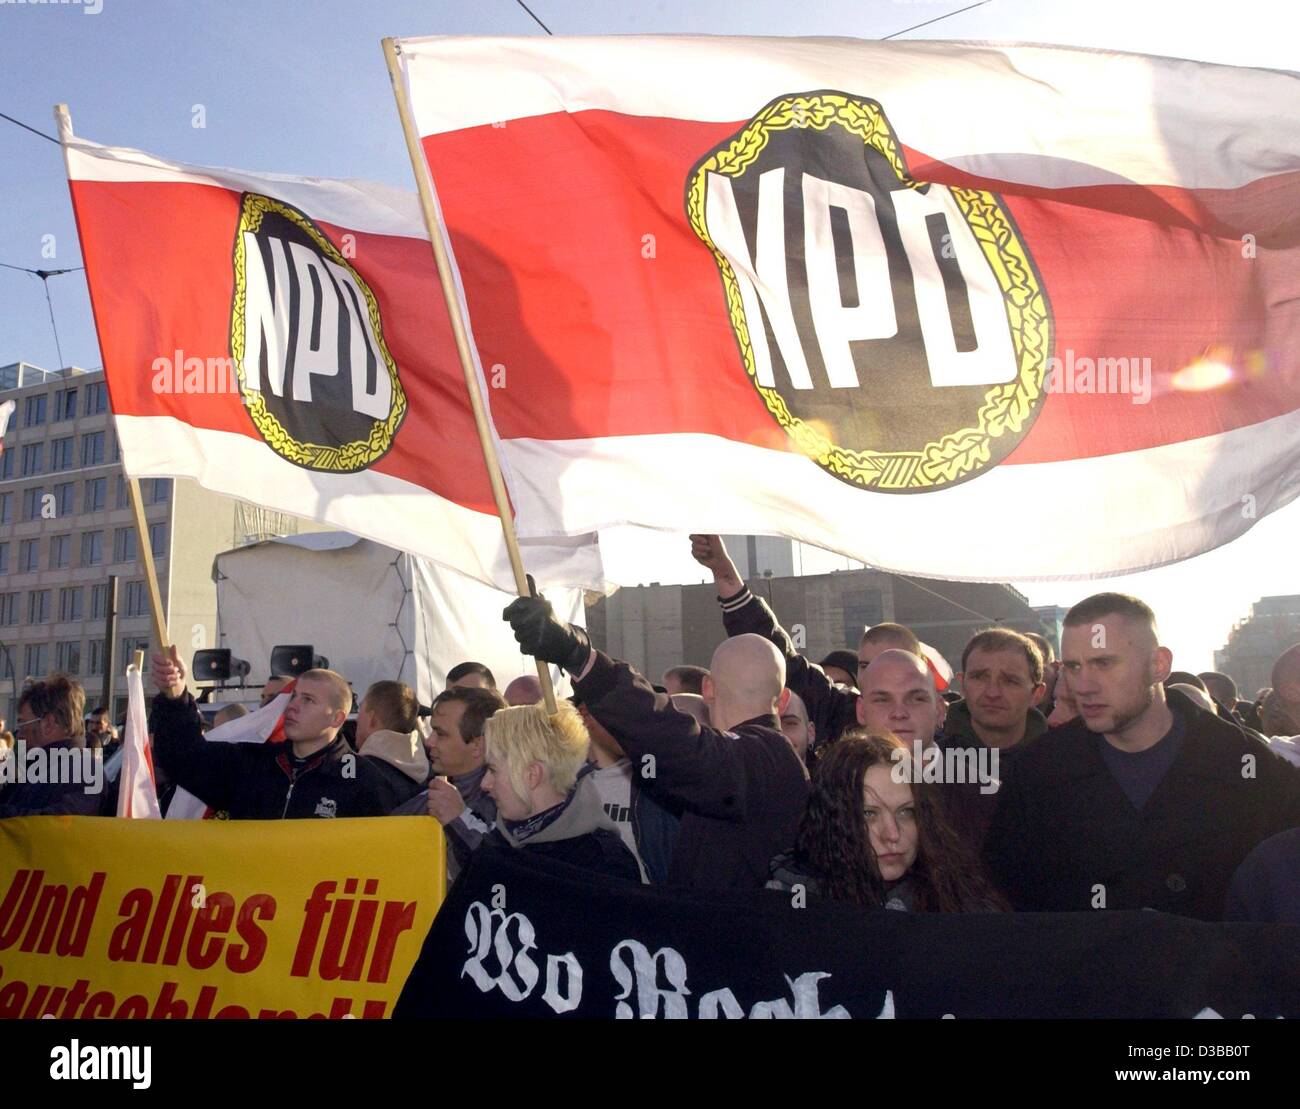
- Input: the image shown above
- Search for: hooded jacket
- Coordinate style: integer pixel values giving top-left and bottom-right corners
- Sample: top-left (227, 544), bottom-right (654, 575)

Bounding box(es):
top-left (486, 770), bottom-right (645, 883)
top-left (361, 728), bottom-right (430, 812)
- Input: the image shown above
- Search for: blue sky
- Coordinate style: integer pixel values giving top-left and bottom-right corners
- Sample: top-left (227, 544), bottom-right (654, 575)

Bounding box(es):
top-left (1, 0), bottom-right (1296, 668)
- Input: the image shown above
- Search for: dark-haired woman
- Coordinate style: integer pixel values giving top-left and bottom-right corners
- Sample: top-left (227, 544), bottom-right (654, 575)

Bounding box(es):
top-left (768, 730), bottom-right (1005, 912)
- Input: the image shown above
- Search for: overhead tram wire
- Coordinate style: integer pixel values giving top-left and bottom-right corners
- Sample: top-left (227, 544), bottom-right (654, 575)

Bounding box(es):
top-left (0, 262), bottom-right (85, 370)
top-left (512, 0), bottom-right (554, 35)
top-left (0, 109), bottom-right (60, 145)
top-left (881, 0), bottom-right (993, 40)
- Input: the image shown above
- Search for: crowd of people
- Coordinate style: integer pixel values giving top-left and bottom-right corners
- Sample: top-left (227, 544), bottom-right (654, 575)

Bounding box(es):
top-left (4, 534), bottom-right (1300, 925)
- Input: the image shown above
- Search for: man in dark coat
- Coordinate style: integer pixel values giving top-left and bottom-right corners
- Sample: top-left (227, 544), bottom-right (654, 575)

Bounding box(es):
top-left (149, 647), bottom-right (389, 819)
top-left (0, 674), bottom-right (102, 818)
top-left (504, 594), bottom-right (809, 892)
top-left (984, 593), bottom-right (1300, 920)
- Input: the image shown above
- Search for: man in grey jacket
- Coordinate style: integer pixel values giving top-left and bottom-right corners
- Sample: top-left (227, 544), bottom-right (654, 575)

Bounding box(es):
top-left (393, 685), bottom-right (505, 880)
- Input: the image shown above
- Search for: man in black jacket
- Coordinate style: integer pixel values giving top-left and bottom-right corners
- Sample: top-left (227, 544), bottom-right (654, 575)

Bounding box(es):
top-left (149, 647), bottom-right (388, 819)
top-left (984, 593), bottom-right (1300, 919)
top-left (504, 595), bottom-right (809, 892)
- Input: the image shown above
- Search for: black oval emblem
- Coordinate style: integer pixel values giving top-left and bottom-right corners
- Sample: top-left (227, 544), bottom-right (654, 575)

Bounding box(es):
top-left (687, 92), bottom-right (1052, 491)
top-left (230, 193), bottom-right (406, 473)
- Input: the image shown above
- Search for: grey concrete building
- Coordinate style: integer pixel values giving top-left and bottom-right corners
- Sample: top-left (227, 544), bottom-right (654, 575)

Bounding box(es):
top-left (586, 551), bottom-right (1054, 684)
top-left (1214, 594), bottom-right (1300, 700)
top-left (1, 362), bottom-right (309, 724)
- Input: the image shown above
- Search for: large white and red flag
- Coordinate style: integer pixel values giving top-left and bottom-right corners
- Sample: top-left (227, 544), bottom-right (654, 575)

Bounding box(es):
top-left (393, 36), bottom-right (1300, 581)
top-left (61, 135), bottom-right (603, 592)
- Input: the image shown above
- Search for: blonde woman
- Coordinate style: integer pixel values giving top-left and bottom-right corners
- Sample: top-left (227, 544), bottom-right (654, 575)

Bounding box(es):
top-left (480, 701), bottom-right (645, 883)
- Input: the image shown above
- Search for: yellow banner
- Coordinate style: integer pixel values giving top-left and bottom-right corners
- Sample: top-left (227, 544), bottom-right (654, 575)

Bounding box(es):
top-left (0, 815), bottom-right (444, 1019)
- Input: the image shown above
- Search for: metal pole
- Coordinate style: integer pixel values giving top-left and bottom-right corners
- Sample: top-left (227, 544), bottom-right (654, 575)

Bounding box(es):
top-left (102, 574), bottom-right (119, 717)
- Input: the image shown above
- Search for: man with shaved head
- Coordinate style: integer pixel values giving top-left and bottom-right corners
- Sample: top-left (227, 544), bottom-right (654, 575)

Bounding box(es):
top-left (985, 593), bottom-right (1300, 919)
top-left (857, 649), bottom-right (946, 750)
top-left (150, 648), bottom-right (389, 819)
top-left (690, 533), bottom-right (924, 759)
top-left (503, 674), bottom-right (544, 706)
top-left (505, 596), bottom-right (808, 891)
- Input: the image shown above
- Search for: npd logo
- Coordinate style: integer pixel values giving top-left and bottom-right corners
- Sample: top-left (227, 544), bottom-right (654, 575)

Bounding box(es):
top-left (230, 194), bottom-right (406, 472)
top-left (687, 92), bottom-right (1052, 492)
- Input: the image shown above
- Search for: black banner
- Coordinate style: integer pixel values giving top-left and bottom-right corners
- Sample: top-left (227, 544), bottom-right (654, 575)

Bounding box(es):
top-left (395, 846), bottom-right (1300, 1019)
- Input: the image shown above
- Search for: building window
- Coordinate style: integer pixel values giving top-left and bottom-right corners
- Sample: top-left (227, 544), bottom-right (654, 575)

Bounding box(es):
top-left (19, 538), bottom-right (39, 573)
top-left (109, 429), bottom-right (121, 462)
top-left (54, 481), bottom-right (75, 516)
top-left (54, 387), bottom-right (77, 421)
top-left (0, 543), bottom-right (6, 574)
top-left (0, 449), bottom-right (12, 480)
top-left (112, 527), bottom-right (137, 564)
top-left (22, 486), bottom-right (45, 521)
top-left (0, 491), bottom-right (10, 524)
top-left (81, 530), bottom-right (104, 566)
top-left (59, 586), bottom-right (84, 622)
top-left (124, 580), bottom-right (147, 618)
top-left (50, 436), bottom-right (74, 471)
top-left (149, 477), bottom-right (172, 504)
top-left (24, 642), bottom-right (48, 677)
top-left (88, 638), bottom-right (106, 676)
top-left (49, 534), bottom-right (71, 569)
top-left (56, 640), bottom-right (81, 675)
top-left (85, 381), bottom-right (107, 415)
top-left (149, 521), bottom-right (167, 558)
top-left (115, 474), bottom-right (130, 509)
top-left (28, 589), bottom-right (51, 624)
top-left (122, 636), bottom-right (150, 665)
top-left (0, 592), bottom-right (18, 625)
top-left (20, 442), bottom-right (43, 476)
top-left (81, 431), bottom-right (106, 467)
top-left (24, 393), bottom-right (47, 427)
top-left (90, 583), bottom-right (110, 620)
top-left (84, 476), bottom-right (106, 512)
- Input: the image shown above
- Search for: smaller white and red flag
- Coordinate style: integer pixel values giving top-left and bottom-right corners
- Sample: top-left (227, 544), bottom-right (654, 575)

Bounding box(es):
top-left (919, 642), bottom-right (954, 693)
top-left (116, 663), bottom-right (161, 819)
top-left (165, 681), bottom-right (294, 820)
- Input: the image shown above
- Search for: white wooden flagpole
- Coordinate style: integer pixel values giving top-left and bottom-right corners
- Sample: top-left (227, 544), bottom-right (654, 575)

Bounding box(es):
top-left (380, 41), bottom-right (558, 713)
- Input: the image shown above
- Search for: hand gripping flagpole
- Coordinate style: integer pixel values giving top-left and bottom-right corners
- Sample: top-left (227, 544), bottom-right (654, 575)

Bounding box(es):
top-left (54, 105), bottom-right (172, 658)
top-left (381, 41), bottom-right (558, 713)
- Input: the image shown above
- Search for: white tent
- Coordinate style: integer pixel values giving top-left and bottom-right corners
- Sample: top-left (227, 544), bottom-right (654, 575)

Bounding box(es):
top-left (212, 533), bottom-right (580, 704)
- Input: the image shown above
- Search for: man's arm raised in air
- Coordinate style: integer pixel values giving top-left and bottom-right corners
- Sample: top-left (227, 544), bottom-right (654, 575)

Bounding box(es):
top-left (689, 534), bottom-right (858, 749)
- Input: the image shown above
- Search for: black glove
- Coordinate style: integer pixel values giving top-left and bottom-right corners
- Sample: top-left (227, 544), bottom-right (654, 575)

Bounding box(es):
top-left (503, 595), bottom-right (592, 674)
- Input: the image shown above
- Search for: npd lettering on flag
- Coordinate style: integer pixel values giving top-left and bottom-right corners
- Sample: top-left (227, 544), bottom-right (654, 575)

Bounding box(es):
top-left (394, 36), bottom-right (1300, 581)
